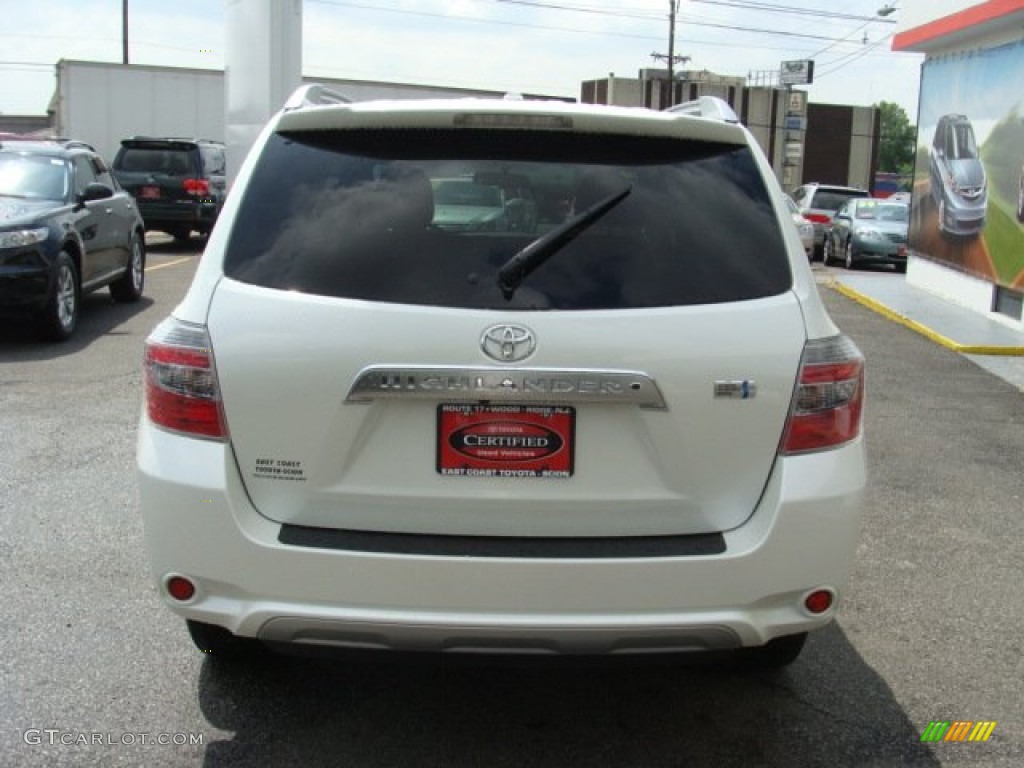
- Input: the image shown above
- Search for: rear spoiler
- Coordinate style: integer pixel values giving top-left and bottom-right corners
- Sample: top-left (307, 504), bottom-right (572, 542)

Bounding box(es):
top-left (121, 137), bottom-right (219, 150)
top-left (666, 97), bottom-right (739, 124)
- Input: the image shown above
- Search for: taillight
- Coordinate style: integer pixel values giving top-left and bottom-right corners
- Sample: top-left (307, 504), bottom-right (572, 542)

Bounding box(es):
top-left (144, 318), bottom-right (227, 440)
top-left (183, 178), bottom-right (210, 196)
top-left (781, 335), bottom-right (864, 454)
top-left (803, 213), bottom-right (831, 224)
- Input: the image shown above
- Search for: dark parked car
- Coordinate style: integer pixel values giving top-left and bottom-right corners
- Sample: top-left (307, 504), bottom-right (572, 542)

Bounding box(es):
top-left (823, 198), bottom-right (909, 272)
top-left (0, 138), bottom-right (145, 340)
top-left (112, 137), bottom-right (226, 241)
top-left (928, 114), bottom-right (987, 236)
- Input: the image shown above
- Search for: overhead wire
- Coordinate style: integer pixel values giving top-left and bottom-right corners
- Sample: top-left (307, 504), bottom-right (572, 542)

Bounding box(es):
top-left (309, 0), bottom-right (888, 47)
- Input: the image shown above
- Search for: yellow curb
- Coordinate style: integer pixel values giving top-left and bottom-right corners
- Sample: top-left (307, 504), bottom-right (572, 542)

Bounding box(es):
top-left (826, 280), bottom-right (1024, 357)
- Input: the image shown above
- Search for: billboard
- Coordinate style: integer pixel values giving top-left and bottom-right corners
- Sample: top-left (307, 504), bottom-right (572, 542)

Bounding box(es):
top-left (910, 40), bottom-right (1024, 291)
top-left (780, 60), bottom-right (814, 86)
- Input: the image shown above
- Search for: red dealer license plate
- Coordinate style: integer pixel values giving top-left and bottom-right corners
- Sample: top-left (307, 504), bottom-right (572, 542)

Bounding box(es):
top-left (139, 186), bottom-right (161, 199)
top-left (437, 404), bottom-right (575, 478)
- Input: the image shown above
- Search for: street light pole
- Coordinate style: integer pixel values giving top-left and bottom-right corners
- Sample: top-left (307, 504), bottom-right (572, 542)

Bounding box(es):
top-left (122, 0), bottom-right (129, 64)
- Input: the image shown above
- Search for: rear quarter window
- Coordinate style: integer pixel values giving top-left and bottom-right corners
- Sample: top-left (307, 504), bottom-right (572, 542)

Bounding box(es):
top-left (223, 128), bottom-right (792, 310)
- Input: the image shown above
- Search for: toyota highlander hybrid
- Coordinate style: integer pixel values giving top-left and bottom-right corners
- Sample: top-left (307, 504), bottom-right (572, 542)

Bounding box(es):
top-left (137, 86), bottom-right (867, 668)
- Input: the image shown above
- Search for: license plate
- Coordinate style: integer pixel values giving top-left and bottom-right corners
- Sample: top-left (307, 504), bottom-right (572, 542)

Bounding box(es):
top-left (139, 186), bottom-right (161, 199)
top-left (437, 404), bottom-right (575, 478)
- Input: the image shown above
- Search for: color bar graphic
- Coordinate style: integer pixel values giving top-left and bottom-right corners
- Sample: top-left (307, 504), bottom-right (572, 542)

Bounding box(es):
top-left (921, 721), bottom-right (996, 742)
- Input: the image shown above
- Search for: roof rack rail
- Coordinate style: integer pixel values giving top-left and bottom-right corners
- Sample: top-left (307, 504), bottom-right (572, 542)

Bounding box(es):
top-left (0, 137), bottom-right (97, 151)
top-left (283, 83), bottom-right (352, 111)
top-left (56, 139), bottom-right (97, 151)
top-left (666, 96), bottom-right (739, 124)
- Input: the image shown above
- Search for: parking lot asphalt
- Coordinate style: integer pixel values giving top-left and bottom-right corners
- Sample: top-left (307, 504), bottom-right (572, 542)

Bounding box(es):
top-left (0, 240), bottom-right (1021, 767)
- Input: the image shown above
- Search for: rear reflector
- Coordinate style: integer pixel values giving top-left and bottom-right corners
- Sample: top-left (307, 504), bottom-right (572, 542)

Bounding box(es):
top-left (144, 318), bottom-right (227, 440)
top-left (166, 576), bottom-right (196, 602)
top-left (804, 589), bottom-right (834, 614)
top-left (781, 335), bottom-right (864, 454)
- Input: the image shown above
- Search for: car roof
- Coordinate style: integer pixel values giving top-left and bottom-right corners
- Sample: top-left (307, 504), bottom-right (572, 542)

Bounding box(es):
top-left (854, 197), bottom-right (905, 205)
top-left (804, 183), bottom-right (868, 193)
top-left (0, 138), bottom-right (95, 157)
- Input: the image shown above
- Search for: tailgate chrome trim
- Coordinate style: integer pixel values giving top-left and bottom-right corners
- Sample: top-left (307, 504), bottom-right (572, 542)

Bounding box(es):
top-left (345, 366), bottom-right (667, 409)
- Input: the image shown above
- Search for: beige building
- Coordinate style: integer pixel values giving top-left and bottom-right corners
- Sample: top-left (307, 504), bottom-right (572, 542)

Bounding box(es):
top-left (580, 68), bottom-right (879, 195)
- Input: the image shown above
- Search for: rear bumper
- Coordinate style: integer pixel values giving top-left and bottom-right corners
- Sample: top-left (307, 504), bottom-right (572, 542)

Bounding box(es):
top-left (853, 236), bottom-right (907, 264)
top-left (136, 201), bottom-right (219, 228)
top-left (137, 421), bottom-right (866, 654)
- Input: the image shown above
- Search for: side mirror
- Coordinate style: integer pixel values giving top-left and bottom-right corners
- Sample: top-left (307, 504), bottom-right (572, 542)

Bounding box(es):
top-left (77, 182), bottom-right (114, 208)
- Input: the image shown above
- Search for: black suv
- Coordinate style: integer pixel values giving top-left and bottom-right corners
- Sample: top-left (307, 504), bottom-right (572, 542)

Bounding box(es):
top-left (0, 139), bottom-right (146, 340)
top-left (112, 137), bottom-right (226, 241)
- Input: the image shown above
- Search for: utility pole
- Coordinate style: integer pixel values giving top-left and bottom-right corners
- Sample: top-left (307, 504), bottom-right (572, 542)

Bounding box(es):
top-left (122, 0), bottom-right (129, 64)
top-left (667, 0), bottom-right (675, 90)
top-left (650, 1), bottom-right (689, 107)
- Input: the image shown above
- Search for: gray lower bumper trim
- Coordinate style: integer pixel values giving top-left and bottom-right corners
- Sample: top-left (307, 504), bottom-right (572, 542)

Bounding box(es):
top-left (278, 525), bottom-right (726, 558)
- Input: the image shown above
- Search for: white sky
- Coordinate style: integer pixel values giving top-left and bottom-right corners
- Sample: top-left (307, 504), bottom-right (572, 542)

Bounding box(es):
top-left (0, 0), bottom-right (924, 119)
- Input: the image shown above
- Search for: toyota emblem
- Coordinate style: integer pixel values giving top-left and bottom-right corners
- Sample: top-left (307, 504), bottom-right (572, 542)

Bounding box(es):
top-left (480, 324), bottom-right (536, 363)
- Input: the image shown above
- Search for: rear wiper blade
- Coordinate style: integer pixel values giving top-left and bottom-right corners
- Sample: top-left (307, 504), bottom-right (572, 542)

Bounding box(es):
top-left (496, 185), bottom-right (632, 300)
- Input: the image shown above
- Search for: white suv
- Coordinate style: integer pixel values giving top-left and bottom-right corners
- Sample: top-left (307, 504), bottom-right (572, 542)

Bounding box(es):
top-left (137, 86), bottom-right (866, 667)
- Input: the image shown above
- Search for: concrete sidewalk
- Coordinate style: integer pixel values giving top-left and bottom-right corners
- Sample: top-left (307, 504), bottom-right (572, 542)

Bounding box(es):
top-left (821, 271), bottom-right (1024, 391)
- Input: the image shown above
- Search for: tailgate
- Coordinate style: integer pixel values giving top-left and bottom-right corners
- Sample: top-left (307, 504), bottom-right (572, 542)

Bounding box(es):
top-left (208, 279), bottom-right (806, 537)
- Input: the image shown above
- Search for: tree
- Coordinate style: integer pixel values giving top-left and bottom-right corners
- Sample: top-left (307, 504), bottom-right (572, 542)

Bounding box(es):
top-left (876, 101), bottom-right (917, 177)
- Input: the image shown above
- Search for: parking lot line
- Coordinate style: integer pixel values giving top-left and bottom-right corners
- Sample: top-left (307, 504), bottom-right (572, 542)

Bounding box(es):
top-left (147, 256), bottom-right (194, 272)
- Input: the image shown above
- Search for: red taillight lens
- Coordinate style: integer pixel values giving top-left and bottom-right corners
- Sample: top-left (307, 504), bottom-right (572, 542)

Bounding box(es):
top-left (803, 213), bottom-right (831, 224)
top-left (144, 318), bottom-right (227, 440)
top-left (781, 335), bottom-right (864, 454)
top-left (183, 178), bottom-right (210, 196)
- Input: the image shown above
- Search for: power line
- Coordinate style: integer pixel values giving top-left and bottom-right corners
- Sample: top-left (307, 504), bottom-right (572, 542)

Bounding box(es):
top-left (310, 0), bottom-right (877, 45)
top-left (689, 0), bottom-right (896, 24)
top-left (493, 0), bottom-right (662, 21)
top-left (0, 60), bottom-right (53, 68)
top-left (816, 34), bottom-right (895, 79)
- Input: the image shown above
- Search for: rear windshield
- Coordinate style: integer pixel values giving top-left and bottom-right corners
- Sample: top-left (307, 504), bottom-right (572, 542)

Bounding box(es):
top-left (809, 190), bottom-right (867, 212)
top-left (115, 147), bottom-right (197, 176)
top-left (223, 129), bottom-right (792, 310)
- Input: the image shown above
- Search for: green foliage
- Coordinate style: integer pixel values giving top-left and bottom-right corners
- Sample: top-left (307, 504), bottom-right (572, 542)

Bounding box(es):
top-left (980, 108), bottom-right (1024, 206)
top-left (876, 101), bottom-right (917, 175)
top-left (980, 198), bottom-right (1024, 285)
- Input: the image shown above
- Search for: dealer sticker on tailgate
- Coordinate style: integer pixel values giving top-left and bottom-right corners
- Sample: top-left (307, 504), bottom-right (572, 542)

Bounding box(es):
top-left (437, 404), bottom-right (575, 478)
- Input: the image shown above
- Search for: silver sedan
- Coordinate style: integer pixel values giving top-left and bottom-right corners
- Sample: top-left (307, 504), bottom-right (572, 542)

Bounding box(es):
top-left (823, 198), bottom-right (909, 272)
